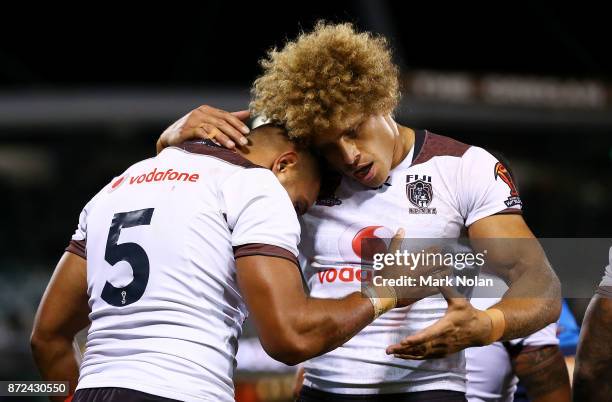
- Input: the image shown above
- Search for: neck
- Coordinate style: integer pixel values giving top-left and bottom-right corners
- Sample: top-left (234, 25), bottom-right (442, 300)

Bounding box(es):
top-left (235, 145), bottom-right (276, 169)
top-left (391, 123), bottom-right (415, 169)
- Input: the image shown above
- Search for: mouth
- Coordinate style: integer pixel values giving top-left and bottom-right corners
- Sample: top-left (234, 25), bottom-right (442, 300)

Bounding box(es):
top-left (353, 162), bottom-right (376, 182)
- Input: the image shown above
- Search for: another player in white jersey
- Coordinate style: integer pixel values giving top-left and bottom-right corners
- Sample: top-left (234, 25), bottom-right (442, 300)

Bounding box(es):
top-left (466, 296), bottom-right (569, 402)
top-left (30, 122), bottom-right (424, 402)
top-left (159, 23), bottom-right (562, 401)
top-left (573, 246), bottom-right (612, 401)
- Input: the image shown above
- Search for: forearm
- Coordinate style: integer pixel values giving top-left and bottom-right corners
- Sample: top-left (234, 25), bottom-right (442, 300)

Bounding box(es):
top-left (31, 336), bottom-right (79, 401)
top-left (237, 255), bottom-right (386, 365)
top-left (573, 295), bottom-right (612, 401)
top-left (492, 263), bottom-right (561, 340)
top-left (290, 292), bottom-right (376, 360)
top-left (258, 291), bottom-right (378, 365)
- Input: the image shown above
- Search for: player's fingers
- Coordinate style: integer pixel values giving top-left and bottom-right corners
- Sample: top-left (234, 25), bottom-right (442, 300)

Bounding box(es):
top-left (387, 228), bottom-right (405, 254)
top-left (393, 346), bottom-right (448, 360)
top-left (203, 125), bottom-right (235, 149)
top-left (388, 339), bottom-right (445, 358)
top-left (201, 106), bottom-right (250, 145)
top-left (392, 353), bottom-right (426, 360)
top-left (230, 109), bottom-right (251, 122)
top-left (395, 318), bottom-right (450, 348)
top-left (193, 126), bottom-right (209, 140)
top-left (203, 115), bottom-right (245, 148)
top-left (184, 108), bottom-right (211, 129)
top-left (217, 109), bottom-right (250, 138)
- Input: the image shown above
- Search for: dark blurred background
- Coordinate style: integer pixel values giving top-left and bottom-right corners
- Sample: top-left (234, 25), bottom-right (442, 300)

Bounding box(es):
top-left (1, 2), bottom-right (610, 401)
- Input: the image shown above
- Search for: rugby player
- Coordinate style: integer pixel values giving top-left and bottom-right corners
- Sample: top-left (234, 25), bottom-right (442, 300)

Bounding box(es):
top-left (573, 246), bottom-right (612, 401)
top-left (159, 22), bottom-right (562, 401)
top-left (466, 297), bottom-right (570, 402)
top-left (30, 123), bottom-right (431, 402)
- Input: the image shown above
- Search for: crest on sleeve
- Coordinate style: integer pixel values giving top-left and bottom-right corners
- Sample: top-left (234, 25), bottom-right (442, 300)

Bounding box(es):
top-left (494, 162), bottom-right (522, 207)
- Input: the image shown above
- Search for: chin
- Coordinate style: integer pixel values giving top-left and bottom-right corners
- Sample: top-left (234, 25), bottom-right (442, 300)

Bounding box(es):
top-left (360, 174), bottom-right (384, 188)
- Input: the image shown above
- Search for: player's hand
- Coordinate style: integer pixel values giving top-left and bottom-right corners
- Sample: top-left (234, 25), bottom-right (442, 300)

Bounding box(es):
top-left (374, 230), bottom-right (451, 308)
top-left (385, 286), bottom-right (492, 359)
top-left (156, 105), bottom-right (250, 153)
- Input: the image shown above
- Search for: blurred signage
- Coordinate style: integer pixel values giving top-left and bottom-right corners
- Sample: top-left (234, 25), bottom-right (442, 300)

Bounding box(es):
top-left (406, 71), bottom-right (608, 109)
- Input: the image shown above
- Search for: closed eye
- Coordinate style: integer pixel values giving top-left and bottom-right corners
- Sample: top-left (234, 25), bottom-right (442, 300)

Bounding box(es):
top-left (345, 128), bottom-right (358, 139)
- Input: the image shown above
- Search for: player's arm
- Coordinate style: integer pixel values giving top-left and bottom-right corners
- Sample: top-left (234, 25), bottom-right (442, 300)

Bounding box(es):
top-left (470, 214), bottom-right (561, 340)
top-left (573, 294), bottom-right (612, 401)
top-left (236, 255), bottom-right (376, 365)
top-left (512, 345), bottom-right (571, 402)
top-left (387, 214), bottom-right (561, 359)
top-left (31, 252), bottom-right (90, 401)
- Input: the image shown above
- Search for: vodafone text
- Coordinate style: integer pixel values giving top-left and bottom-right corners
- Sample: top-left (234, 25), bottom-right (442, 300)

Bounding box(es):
top-left (317, 268), bottom-right (372, 284)
top-left (112, 168), bottom-right (201, 188)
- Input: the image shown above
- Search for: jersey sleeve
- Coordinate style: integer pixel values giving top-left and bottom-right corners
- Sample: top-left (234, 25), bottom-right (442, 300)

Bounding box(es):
top-left (597, 246), bottom-right (612, 297)
top-left (65, 197), bottom-right (98, 259)
top-left (510, 322), bottom-right (559, 347)
top-left (65, 179), bottom-right (113, 260)
top-left (458, 146), bottom-right (523, 227)
top-left (222, 168), bottom-right (301, 267)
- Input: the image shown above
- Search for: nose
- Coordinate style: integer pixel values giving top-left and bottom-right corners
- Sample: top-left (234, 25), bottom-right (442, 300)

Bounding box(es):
top-left (338, 137), bottom-right (359, 167)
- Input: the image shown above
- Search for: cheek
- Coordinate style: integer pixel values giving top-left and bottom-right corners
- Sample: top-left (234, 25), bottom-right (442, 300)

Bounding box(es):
top-left (322, 149), bottom-right (345, 171)
top-left (362, 137), bottom-right (392, 164)
top-left (380, 129), bottom-right (397, 161)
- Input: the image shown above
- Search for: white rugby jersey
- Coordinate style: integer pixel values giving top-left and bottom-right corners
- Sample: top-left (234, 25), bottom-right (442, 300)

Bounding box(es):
top-left (299, 130), bottom-right (522, 394)
top-left (66, 140), bottom-right (300, 402)
top-left (597, 246), bottom-right (612, 297)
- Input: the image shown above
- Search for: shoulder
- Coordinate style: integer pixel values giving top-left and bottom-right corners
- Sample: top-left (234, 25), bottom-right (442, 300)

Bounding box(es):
top-left (412, 130), bottom-right (502, 171)
top-left (412, 130), bottom-right (472, 166)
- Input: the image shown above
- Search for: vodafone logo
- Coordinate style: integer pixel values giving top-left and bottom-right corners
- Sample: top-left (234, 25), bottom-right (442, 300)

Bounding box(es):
top-left (107, 168), bottom-right (200, 193)
top-left (339, 223), bottom-right (394, 262)
top-left (316, 223), bottom-right (394, 285)
top-left (108, 173), bottom-right (128, 193)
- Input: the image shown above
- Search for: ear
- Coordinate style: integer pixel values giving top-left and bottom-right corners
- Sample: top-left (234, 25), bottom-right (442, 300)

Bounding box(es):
top-left (272, 151), bottom-right (299, 174)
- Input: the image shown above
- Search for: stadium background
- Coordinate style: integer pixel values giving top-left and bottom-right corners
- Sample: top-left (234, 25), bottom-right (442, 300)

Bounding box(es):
top-left (1, 3), bottom-right (610, 401)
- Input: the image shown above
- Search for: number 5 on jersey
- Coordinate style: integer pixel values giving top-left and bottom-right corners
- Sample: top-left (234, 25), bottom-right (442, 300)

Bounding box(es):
top-left (101, 208), bottom-right (154, 307)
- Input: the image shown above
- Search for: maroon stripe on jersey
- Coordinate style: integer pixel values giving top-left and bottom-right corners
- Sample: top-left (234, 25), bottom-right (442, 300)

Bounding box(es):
top-left (411, 129), bottom-right (427, 162)
top-left (412, 131), bottom-right (471, 166)
top-left (66, 239), bottom-right (86, 259)
top-left (495, 208), bottom-right (523, 215)
top-left (177, 140), bottom-right (263, 169)
top-left (234, 243), bottom-right (298, 267)
top-left (596, 285), bottom-right (612, 298)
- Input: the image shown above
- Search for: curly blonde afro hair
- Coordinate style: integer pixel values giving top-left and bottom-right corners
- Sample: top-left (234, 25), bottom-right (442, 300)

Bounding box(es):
top-left (250, 21), bottom-right (400, 140)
